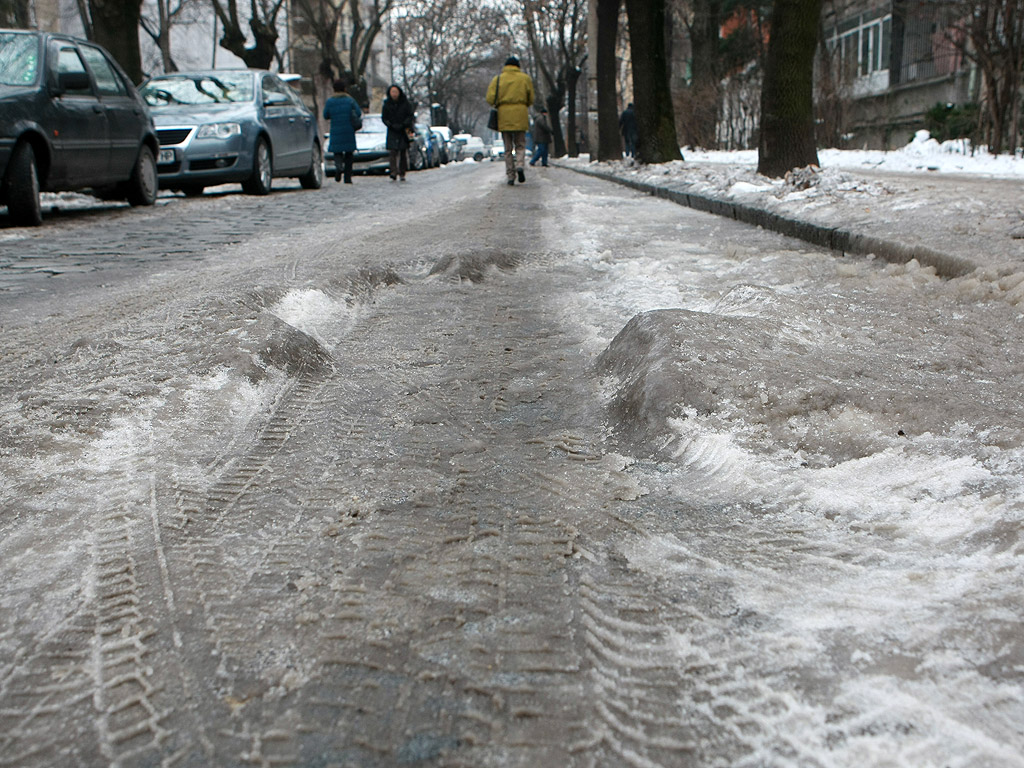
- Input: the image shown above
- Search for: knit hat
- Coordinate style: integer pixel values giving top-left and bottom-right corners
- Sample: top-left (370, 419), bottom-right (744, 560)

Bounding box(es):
top-left (505, 56), bottom-right (520, 67)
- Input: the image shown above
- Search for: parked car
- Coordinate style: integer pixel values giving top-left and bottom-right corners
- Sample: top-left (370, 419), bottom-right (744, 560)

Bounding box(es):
top-left (454, 134), bottom-right (487, 162)
top-left (409, 124), bottom-right (436, 170)
top-left (0, 29), bottom-right (159, 226)
top-left (325, 113), bottom-right (389, 175)
top-left (139, 69), bottom-right (322, 196)
top-left (429, 130), bottom-right (447, 165)
top-left (430, 126), bottom-right (453, 164)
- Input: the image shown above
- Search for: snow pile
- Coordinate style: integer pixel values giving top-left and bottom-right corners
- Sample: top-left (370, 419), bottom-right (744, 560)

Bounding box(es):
top-left (271, 288), bottom-right (358, 350)
top-left (682, 129), bottom-right (1024, 178)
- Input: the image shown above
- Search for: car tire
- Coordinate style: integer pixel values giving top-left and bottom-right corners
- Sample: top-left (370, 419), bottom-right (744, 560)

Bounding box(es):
top-left (473, 152), bottom-right (484, 162)
top-left (6, 141), bottom-right (43, 227)
top-left (298, 142), bottom-right (323, 189)
top-left (410, 147), bottom-right (425, 171)
top-left (125, 144), bottom-right (158, 206)
top-left (242, 137), bottom-right (273, 195)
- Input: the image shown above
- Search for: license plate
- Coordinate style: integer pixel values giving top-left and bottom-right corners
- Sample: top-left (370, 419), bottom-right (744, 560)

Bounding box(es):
top-left (158, 149), bottom-right (176, 164)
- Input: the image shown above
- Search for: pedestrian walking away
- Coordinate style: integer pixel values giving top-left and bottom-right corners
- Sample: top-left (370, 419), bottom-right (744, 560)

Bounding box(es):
top-left (486, 56), bottom-right (534, 185)
top-left (530, 107), bottom-right (552, 168)
top-left (619, 102), bottom-right (638, 158)
top-left (382, 84), bottom-right (414, 181)
top-left (323, 78), bottom-right (362, 184)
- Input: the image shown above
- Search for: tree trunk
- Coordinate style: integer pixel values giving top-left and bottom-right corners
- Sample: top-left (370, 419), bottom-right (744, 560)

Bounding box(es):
top-left (595, 0), bottom-right (622, 160)
top-left (684, 0), bottom-right (721, 148)
top-left (213, 0), bottom-right (280, 72)
top-left (88, 0), bottom-right (144, 82)
top-left (566, 64), bottom-right (581, 157)
top-left (155, 0), bottom-right (175, 72)
top-left (547, 88), bottom-right (568, 157)
top-left (623, 0), bottom-right (682, 163)
top-left (757, 0), bottom-right (822, 177)
top-left (314, 60), bottom-right (334, 140)
top-left (0, 0), bottom-right (31, 27)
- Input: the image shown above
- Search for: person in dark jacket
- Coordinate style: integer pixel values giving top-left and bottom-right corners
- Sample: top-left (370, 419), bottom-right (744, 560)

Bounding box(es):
top-left (529, 107), bottom-right (552, 167)
top-left (381, 84), bottom-right (414, 181)
top-left (619, 102), bottom-right (638, 158)
top-left (323, 79), bottom-right (362, 183)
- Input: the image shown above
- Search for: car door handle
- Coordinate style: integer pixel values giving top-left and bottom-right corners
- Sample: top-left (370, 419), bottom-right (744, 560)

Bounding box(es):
top-left (288, 117), bottom-right (296, 123)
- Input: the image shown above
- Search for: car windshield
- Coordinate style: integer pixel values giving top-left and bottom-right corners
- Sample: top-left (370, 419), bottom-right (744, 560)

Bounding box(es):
top-left (0, 32), bottom-right (40, 87)
top-left (359, 115), bottom-right (385, 134)
top-left (140, 72), bottom-right (254, 106)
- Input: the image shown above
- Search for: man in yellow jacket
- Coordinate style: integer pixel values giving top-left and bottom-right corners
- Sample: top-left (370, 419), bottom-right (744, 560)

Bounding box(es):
top-left (486, 56), bottom-right (535, 186)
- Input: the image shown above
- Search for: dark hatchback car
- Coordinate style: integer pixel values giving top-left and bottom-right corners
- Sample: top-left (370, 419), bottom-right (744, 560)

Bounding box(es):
top-left (140, 70), bottom-right (322, 196)
top-left (0, 29), bottom-right (159, 226)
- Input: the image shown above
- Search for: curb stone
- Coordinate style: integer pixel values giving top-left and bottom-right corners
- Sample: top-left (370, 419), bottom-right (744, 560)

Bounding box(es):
top-left (557, 162), bottom-right (979, 279)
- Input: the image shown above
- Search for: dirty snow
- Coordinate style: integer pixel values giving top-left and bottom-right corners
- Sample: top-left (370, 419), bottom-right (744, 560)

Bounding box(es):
top-left (1, 150), bottom-right (1022, 766)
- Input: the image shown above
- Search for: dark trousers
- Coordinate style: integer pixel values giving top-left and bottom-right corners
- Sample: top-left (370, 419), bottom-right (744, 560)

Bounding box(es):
top-left (334, 151), bottom-right (353, 182)
top-left (530, 142), bottom-right (549, 166)
top-left (389, 148), bottom-right (407, 179)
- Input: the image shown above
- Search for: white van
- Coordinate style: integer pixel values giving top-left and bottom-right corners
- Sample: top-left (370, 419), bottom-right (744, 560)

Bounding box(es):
top-left (454, 134), bottom-right (487, 162)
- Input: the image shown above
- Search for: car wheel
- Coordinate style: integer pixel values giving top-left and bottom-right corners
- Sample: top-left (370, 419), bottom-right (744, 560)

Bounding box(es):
top-left (242, 137), bottom-right (272, 195)
top-left (299, 142), bottom-right (323, 189)
top-left (125, 145), bottom-right (158, 206)
top-left (410, 147), bottom-right (425, 171)
top-left (6, 142), bottom-right (43, 227)
top-left (473, 152), bottom-right (484, 162)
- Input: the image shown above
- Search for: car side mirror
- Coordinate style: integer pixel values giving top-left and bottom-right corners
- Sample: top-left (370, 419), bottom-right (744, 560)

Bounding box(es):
top-left (56, 71), bottom-right (91, 94)
top-left (263, 93), bottom-right (288, 107)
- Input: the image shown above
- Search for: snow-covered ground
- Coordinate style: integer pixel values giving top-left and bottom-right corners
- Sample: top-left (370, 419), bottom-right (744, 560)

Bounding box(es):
top-left (690, 131), bottom-right (1024, 178)
top-left (561, 131), bottom-right (1024, 282)
top-left (546, 167), bottom-right (1024, 766)
top-left (2, 151), bottom-right (1022, 766)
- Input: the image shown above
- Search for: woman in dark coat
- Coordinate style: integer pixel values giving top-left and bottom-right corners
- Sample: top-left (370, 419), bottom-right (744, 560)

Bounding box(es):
top-left (323, 79), bottom-right (362, 183)
top-left (381, 84), bottom-right (414, 181)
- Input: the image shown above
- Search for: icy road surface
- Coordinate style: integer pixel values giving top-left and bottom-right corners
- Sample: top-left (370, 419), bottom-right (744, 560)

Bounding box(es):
top-left (1, 163), bottom-right (1022, 767)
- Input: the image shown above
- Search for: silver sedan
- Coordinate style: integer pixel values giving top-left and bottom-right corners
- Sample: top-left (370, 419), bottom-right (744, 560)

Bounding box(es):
top-left (139, 69), bottom-right (323, 196)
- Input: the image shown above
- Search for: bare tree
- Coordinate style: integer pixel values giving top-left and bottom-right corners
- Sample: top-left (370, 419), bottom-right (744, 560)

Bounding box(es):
top-left (680, 0), bottom-right (722, 147)
top-left (623, 0), bottom-right (682, 162)
top-left (292, 0), bottom-right (396, 105)
top-left (957, 0), bottom-right (1024, 154)
top-left (594, 0), bottom-right (623, 160)
top-left (293, 0), bottom-right (346, 78)
top-left (521, 0), bottom-right (588, 157)
top-left (209, 0), bottom-right (287, 70)
top-left (292, 0), bottom-right (347, 125)
top-left (78, 0), bottom-right (146, 82)
top-left (348, 0), bottom-right (397, 96)
top-left (757, 0), bottom-right (822, 176)
top-left (141, 0), bottom-right (204, 73)
top-left (391, 0), bottom-right (505, 113)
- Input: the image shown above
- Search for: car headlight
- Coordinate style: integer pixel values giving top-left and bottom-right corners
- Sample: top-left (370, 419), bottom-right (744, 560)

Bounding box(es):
top-left (197, 122), bottom-right (241, 139)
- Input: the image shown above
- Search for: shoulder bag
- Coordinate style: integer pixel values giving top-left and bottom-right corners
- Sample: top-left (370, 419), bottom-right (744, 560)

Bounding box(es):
top-left (487, 75), bottom-right (500, 131)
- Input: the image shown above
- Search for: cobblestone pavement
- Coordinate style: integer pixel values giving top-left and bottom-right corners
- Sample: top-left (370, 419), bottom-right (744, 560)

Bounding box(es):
top-left (0, 180), bottom-right (339, 298)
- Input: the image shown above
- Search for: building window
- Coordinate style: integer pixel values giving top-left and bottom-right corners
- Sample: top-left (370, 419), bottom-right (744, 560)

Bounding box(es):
top-left (826, 9), bottom-right (892, 80)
